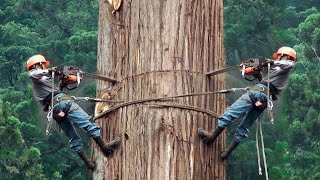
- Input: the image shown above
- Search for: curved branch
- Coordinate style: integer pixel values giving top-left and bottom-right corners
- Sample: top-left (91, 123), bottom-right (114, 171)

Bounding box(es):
top-left (93, 91), bottom-right (221, 120)
top-left (145, 103), bottom-right (219, 118)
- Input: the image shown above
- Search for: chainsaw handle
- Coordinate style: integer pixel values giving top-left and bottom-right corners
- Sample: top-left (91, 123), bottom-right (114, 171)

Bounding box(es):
top-left (58, 80), bottom-right (79, 91)
top-left (243, 73), bottom-right (262, 81)
top-left (65, 84), bottom-right (79, 90)
top-left (244, 67), bottom-right (256, 75)
top-left (239, 59), bottom-right (264, 81)
top-left (47, 65), bottom-right (65, 76)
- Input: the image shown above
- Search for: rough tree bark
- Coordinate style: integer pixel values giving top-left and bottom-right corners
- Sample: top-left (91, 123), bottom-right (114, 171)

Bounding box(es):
top-left (93, 0), bottom-right (226, 179)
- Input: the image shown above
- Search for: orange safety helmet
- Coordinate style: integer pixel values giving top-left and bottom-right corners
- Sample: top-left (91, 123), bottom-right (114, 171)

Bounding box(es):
top-left (26, 54), bottom-right (50, 71)
top-left (272, 46), bottom-right (297, 61)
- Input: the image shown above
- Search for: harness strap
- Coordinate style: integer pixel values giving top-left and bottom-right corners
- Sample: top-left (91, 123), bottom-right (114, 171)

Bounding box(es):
top-left (47, 96), bottom-right (73, 124)
top-left (55, 102), bottom-right (72, 123)
top-left (55, 95), bottom-right (124, 103)
top-left (48, 95), bottom-right (77, 107)
top-left (248, 85), bottom-right (269, 95)
top-left (247, 85), bottom-right (269, 110)
top-left (248, 84), bottom-right (274, 124)
top-left (48, 96), bottom-right (73, 113)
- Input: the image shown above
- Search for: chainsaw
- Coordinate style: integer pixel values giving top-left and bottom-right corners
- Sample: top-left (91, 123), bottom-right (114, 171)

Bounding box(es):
top-left (51, 66), bottom-right (117, 91)
top-left (206, 58), bottom-right (272, 81)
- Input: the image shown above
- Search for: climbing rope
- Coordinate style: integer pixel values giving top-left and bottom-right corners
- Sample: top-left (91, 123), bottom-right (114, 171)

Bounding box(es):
top-left (260, 116), bottom-right (269, 180)
top-left (92, 87), bottom-right (250, 121)
top-left (267, 63), bottom-right (274, 124)
top-left (144, 103), bottom-right (219, 117)
top-left (46, 71), bottom-right (55, 136)
top-left (255, 62), bottom-right (273, 179)
top-left (256, 117), bottom-right (262, 175)
top-left (52, 86), bottom-right (265, 121)
top-left (256, 116), bottom-right (269, 179)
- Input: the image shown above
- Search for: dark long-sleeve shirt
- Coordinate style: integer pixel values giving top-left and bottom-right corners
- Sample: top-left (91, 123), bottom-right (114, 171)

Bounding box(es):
top-left (260, 60), bottom-right (294, 98)
top-left (28, 69), bottom-right (60, 106)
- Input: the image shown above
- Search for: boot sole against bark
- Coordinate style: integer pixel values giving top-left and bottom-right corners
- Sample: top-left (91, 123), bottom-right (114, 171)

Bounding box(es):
top-left (86, 161), bottom-right (96, 172)
top-left (104, 137), bottom-right (121, 156)
top-left (220, 151), bottom-right (230, 161)
top-left (197, 128), bottom-right (214, 145)
top-left (220, 141), bottom-right (239, 161)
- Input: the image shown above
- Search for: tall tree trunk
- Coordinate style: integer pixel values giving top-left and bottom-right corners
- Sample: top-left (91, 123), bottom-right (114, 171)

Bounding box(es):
top-left (93, 0), bottom-right (226, 179)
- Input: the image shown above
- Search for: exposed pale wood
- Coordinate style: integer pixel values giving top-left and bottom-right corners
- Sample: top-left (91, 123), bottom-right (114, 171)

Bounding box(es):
top-left (106, 0), bottom-right (122, 11)
top-left (94, 0), bottom-right (226, 179)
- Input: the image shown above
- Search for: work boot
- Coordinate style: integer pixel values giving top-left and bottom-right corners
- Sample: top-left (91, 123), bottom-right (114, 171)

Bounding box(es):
top-left (220, 140), bottom-right (240, 161)
top-left (198, 127), bottom-right (224, 145)
top-left (93, 136), bottom-right (120, 156)
top-left (77, 151), bottom-right (96, 171)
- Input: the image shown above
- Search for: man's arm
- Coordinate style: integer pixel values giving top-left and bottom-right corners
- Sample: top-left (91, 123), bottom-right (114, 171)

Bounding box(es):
top-left (28, 66), bottom-right (64, 79)
top-left (28, 69), bottom-right (51, 79)
top-left (272, 60), bottom-right (294, 70)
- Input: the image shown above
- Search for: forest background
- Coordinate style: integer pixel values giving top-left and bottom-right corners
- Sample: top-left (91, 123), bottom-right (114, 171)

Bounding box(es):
top-left (0, 0), bottom-right (319, 179)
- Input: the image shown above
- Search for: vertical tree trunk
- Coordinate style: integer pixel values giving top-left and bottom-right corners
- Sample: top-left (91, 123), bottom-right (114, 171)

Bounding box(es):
top-left (94, 0), bottom-right (226, 179)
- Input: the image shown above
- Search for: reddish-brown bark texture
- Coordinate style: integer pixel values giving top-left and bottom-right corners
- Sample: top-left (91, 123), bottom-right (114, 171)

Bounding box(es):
top-left (93, 0), bottom-right (226, 179)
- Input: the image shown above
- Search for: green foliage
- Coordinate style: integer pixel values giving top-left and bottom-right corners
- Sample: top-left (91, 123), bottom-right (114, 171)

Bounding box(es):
top-left (298, 11), bottom-right (320, 43)
top-left (65, 30), bottom-right (98, 71)
top-left (0, 0), bottom-right (98, 179)
top-left (298, 11), bottom-right (320, 59)
top-left (224, 0), bottom-right (288, 62)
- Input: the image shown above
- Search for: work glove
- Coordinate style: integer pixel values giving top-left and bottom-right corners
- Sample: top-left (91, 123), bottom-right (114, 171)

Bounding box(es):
top-left (47, 66), bottom-right (64, 76)
top-left (47, 67), bottom-right (56, 75)
top-left (259, 58), bottom-right (274, 67)
top-left (55, 65), bottom-right (64, 76)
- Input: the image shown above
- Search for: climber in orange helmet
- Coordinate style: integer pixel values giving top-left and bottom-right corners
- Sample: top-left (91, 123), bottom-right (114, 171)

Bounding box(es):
top-left (198, 47), bottom-right (296, 161)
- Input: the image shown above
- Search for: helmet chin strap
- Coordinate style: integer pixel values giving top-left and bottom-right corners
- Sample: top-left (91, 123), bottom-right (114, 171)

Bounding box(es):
top-left (279, 55), bottom-right (289, 60)
top-left (35, 63), bottom-right (46, 69)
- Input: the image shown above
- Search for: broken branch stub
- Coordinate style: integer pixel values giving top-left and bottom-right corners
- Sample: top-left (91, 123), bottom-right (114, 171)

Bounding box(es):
top-left (106, 0), bottom-right (122, 11)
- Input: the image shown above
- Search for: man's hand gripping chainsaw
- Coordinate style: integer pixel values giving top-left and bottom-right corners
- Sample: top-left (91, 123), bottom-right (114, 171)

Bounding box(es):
top-left (239, 58), bottom-right (273, 81)
top-left (49, 66), bottom-right (83, 91)
top-left (48, 65), bottom-right (118, 91)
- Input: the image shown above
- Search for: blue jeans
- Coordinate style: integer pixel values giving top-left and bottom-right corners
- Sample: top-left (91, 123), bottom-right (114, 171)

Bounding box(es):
top-left (217, 84), bottom-right (268, 142)
top-left (52, 93), bottom-right (101, 152)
